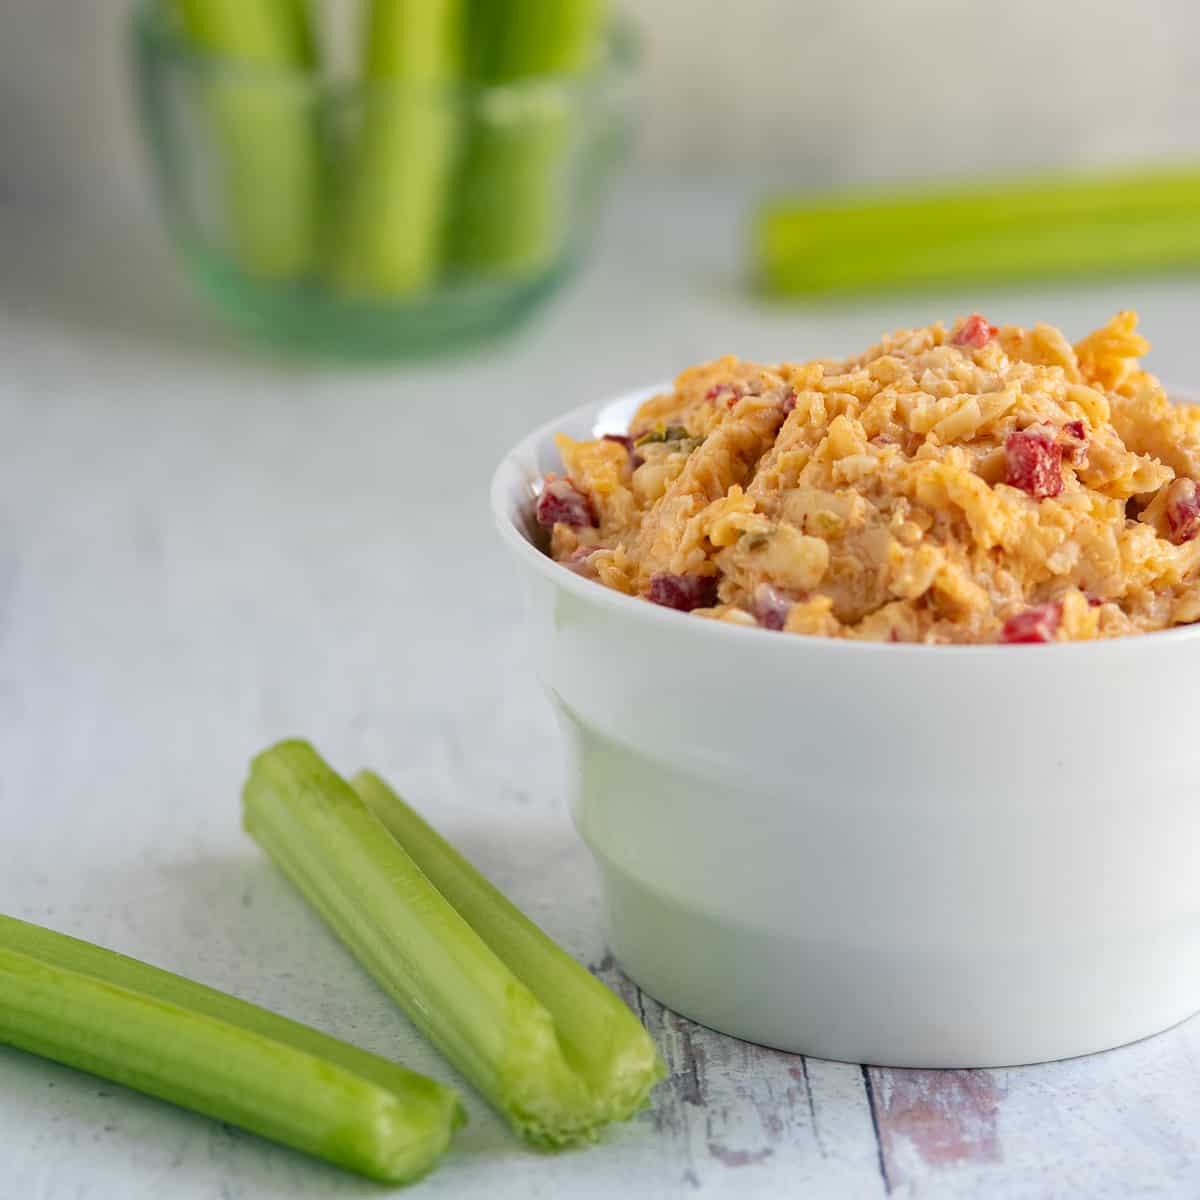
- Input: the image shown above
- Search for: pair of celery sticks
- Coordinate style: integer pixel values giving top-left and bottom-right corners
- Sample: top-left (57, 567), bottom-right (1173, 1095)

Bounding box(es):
top-left (0, 741), bottom-right (665, 1183)
top-left (178, 0), bottom-right (608, 294)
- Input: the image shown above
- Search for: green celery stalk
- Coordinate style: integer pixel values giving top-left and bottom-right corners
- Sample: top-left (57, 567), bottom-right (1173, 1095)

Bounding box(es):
top-left (754, 165), bottom-right (1200, 296)
top-left (0, 913), bottom-right (462, 1183)
top-left (243, 740), bottom-right (663, 1144)
top-left (175, 0), bottom-right (324, 279)
top-left (177, 0), bottom-right (316, 62)
top-left (351, 768), bottom-right (665, 1130)
top-left (331, 0), bottom-right (463, 296)
top-left (450, 0), bottom-right (609, 278)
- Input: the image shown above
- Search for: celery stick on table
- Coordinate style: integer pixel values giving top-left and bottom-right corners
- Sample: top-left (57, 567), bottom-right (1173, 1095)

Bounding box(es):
top-left (450, 0), bottom-right (609, 278)
top-left (754, 165), bottom-right (1200, 296)
top-left (332, 0), bottom-right (464, 296)
top-left (0, 913), bottom-right (463, 1184)
top-left (352, 768), bottom-right (664, 1130)
top-left (174, 0), bottom-right (325, 279)
top-left (244, 740), bottom-right (664, 1146)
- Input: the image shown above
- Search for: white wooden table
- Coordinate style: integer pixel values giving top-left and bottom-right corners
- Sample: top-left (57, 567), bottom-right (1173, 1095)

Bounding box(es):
top-left (2, 181), bottom-right (1200, 1199)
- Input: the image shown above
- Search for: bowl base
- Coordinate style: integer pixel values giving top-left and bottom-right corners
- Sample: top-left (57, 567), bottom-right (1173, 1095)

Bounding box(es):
top-left (600, 859), bottom-right (1200, 1068)
top-left (179, 238), bottom-right (572, 359)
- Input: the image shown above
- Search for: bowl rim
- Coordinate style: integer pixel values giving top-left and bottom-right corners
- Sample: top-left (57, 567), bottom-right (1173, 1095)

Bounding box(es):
top-left (130, 0), bottom-right (640, 102)
top-left (490, 383), bottom-right (1200, 657)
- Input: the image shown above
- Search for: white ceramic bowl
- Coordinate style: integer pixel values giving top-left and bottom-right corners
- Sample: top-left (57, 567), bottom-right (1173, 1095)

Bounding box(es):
top-left (492, 385), bottom-right (1200, 1068)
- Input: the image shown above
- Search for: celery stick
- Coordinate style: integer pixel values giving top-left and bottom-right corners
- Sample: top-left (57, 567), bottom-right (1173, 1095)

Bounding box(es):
top-left (754, 165), bottom-right (1200, 296)
top-left (450, 0), bottom-right (609, 279)
top-left (177, 0), bottom-right (316, 62)
top-left (331, 0), bottom-right (463, 297)
top-left (0, 914), bottom-right (462, 1183)
top-left (352, 769), bottom-right (665, 1129)
top-left (175, 0), bottom-right (324, 279)
top-left (243, 740), bottom-right (663, 1144)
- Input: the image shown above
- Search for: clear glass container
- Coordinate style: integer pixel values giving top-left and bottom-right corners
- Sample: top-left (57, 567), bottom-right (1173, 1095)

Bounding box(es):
top-left (131, 0), bottom-right (638, 356)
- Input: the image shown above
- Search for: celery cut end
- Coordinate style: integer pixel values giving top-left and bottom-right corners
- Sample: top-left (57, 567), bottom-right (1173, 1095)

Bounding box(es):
top-left (243, 741), bottom-right (663, 1147)
top-left (350, 767), bottom-right (666, 1141)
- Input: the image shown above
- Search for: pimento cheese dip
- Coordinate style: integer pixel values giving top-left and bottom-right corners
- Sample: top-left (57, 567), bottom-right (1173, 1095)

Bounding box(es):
top-left (537, 313), bottom-right (1200, 643)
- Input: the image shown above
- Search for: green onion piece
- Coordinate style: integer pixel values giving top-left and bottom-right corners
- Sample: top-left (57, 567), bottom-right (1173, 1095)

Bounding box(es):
top-left (635, 425), bottom-right (689, 447)
top-left (351, 768), bottom-right (665, 1132)
top-left (331, 0), bottom-right (463, 297)
top-left (243, 740), bottom-right (664, 1145)
top-left (449, 0), bottom-right (609, 279)
top-left (754, 165), bottom-right (1200, 297)
top-left (0, 913), bottom-right (462, 1183)
top-left (174, 0), bottom-right (324, 280)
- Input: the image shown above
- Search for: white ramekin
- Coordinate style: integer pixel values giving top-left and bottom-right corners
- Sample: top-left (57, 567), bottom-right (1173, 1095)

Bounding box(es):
top-left (491, 385), bottom-right (1200, 1068)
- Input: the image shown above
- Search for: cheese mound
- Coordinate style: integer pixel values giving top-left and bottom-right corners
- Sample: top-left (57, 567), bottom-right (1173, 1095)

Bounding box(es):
top-left (540, 313), bottom-right (1200, 643)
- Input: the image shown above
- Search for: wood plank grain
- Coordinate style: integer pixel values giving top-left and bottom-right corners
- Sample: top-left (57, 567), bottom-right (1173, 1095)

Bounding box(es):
top-left (865, 1067), bottom-right (1005, 1192)
top-left (862, 1018), bottom-right (1200, 1199)
top-left (591, 952), bottom-right (886, 1198)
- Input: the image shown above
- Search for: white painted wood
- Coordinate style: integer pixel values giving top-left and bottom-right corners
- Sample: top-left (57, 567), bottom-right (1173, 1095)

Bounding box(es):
top-left (2, 181), bottom-right (1200, 1197)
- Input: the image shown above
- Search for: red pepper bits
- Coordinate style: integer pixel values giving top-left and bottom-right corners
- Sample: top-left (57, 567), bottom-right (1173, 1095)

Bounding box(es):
top-left (953, 313), bottom-right (998, 348)
top-left (705, 382), bottom-right (747, 410)
top-left (750, 583), bottom-right (796, 631)
top-left (647, 572), bottom-right (719, 612)
top-left (1060, 419), bottom-right (1089, 465)
top-left (1165, 478), bottom-right (1200, 544)
top-left (536, 476), bottom-right (596, 530)
top-left (1005, 429), bottom-right (1064, 499)
top-left (999, 602), bottom-right (1062, 644)
top-left (562, 545), bottom-right (600, 578)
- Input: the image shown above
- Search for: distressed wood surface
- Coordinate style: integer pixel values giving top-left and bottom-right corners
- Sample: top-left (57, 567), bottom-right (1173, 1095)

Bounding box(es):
top-left (3, 190), bottom-right (1200, 1197)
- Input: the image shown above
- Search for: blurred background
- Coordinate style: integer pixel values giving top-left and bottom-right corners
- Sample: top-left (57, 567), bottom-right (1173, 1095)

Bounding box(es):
top-left (0, 1), bottom-right (1196, 361)
top-left (6, 0), bottom-right (1200, 211)
top-left (2, 0), bottom-right (1196, 425)
top-left (4, 0), bottom-right (1200, 356)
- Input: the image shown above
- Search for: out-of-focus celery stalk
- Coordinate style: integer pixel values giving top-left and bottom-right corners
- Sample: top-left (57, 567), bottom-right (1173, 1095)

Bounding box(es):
top-left (0, 913), bottom-right (463, 1183)
top-left (450, 0), bottom-right (609, 279)
top-left (243, 741), bottom-right (663, 1145)
top-left (332, 1), bottom-right (463, 297)
top-left (754, 166), bottom-right (1200, 296)
top-left (175, 0), bottom-right (324, 279)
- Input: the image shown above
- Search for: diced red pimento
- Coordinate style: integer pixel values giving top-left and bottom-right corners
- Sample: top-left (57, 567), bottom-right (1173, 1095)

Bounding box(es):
top-left (705, 382), bottom-right (747, 409)
top-left (750, 583), bottom-right (796, 631)
top-left (1060, 419), bottom-right (1089, 465)
top-left (999, 602), bottom-right (1062, 644)
top-left (647, 572), bottom-right (718, 612)
top-left (1005, 428), bottom-right (1064, 499)
top-left (1165, 478), bottom-right (1200, 544)
top-left (953, 313), bottom-right (998, 348)
top-left (536, 475), bottom-right (595, 529)
top-left (562, 545), bottom-right (600, 578)
top-left (781, 389), bottom-right (797, 415)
